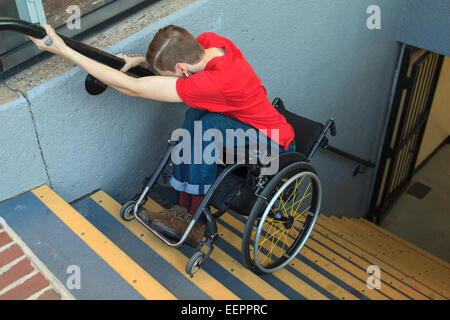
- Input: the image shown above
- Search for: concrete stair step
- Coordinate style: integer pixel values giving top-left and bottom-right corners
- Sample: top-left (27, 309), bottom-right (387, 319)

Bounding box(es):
top-left (0, 185), bottom-right (174, 300)
top-left (311, 219), bottom-right (436, 300)
top-left (351, 217), bottom-right (450, 280)
top-left (338, 217), bottom-right (450, 294)
top-left (356, 217), bottom-right (450, 270)
top-left (1, 185), bottom-right (448, 300)
top-left (321, 215), bottom-right (449, 298)
top-left (70, 189), bottom-right (447, 300)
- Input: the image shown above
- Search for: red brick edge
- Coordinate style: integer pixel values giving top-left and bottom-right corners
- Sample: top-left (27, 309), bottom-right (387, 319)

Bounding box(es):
top-left (0, 228), bottom-right (62, 300)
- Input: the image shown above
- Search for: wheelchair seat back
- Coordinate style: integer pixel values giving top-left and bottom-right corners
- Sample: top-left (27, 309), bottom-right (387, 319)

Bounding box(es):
top-left (272, 98), bottom-right (328, 160)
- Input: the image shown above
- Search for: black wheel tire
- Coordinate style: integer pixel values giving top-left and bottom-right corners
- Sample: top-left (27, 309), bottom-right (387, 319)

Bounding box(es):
top-left (241, 161), bottom-right (320, 274)
top-left (120, 201), bottom-right (137, 221)
top-left (186, 251), bottom-right (205, 275)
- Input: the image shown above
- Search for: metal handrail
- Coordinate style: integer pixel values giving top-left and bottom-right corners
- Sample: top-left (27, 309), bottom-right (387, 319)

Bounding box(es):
top-left (0, 18), bottom-right (154, 78)
top-left (323, 144), bottom-right (376, 169)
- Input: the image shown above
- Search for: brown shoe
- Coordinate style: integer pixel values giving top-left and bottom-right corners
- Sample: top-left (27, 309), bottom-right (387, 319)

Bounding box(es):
top-left (151, 213), bottom-right (206, 247)
top-left (137, 205), bottom-right (189, 226)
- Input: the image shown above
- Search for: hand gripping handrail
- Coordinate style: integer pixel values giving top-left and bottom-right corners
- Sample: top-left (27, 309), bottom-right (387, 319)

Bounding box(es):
top-left (0, 18), bottom-right (155, 94)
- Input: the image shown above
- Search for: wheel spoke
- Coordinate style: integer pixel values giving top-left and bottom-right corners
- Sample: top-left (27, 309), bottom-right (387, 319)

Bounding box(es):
top-left (292, 182), bottom-right (312, 214)
top-left (258, 223), bottom-right (284, 251)
top-left (279, 176), bottom-right (304, 217)
top-left (245, 168), bottom-right (320, 272)
top-left (257, 220), bottom-right (278, 250)
top-left (293, 205), bottom-right (311, 221)
top-left (261, 226), bottom-right (287, 265)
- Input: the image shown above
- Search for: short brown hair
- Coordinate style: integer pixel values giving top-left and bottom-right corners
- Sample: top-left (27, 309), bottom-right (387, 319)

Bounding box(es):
top-left (146, 25), bottom-right (205, 72)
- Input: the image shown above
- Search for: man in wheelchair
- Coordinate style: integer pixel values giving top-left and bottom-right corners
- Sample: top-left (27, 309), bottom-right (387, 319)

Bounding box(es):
top-left (131, 25), bottom-right (296, 245)
top-left (29, 24), bottom-right (329, 274)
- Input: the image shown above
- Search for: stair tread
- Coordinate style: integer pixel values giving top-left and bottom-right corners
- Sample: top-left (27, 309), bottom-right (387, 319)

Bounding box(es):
top-left (315, 217), bottom-right (446, 300)
top-left (341, 217), bottom-right (450, 285)
top-left (3, 185), bottom-right (448, 300)
top-left (322, 216), bottom-right (450, 298)
top-left (31, 185), bottom-right (175, 300)
top-left (357, 218), bottom-right (450, 270)
top-left (0, 185), bottom-right (174, 300)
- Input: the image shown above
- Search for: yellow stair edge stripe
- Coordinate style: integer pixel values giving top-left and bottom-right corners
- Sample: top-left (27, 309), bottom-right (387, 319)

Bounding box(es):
top-left (214, 213), bottom-right (329, 300)
top-left (316, 216), bottom-right (446, 300)
top-left (338, 217), bottom-right (450, 293)
top-left (324, 216), bottom-right (450, 298)
top-left (300, 232), bottom-right (406, 299)
top-left (351, 218), bottom-right (450, 283)
top-left (309, 225), bottom-right (427, 300)
top-left (224, 212), bottom-right (405, 300)
top-left (142, 197), bottom-right (289, 300)
top-left (356, 218), bottom-right (450, 271)
top-left (31, 185), bottom-right (175, 300)
top-left (220, 214), bottom-right (359, 300)
top-left (90, 190), bottom-right (240, 300)
top-left (348, 217), bottom-right (449, 276)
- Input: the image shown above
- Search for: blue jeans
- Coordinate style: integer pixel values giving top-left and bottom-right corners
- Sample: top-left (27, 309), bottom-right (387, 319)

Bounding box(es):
top-left (169, 108), bottom-right (295, 195)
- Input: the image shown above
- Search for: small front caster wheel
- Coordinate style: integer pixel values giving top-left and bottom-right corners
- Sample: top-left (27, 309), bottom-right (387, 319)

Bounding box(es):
top-left (120, 201), bottom-right (137, 221)
top-left (186, 251), bottom-right (205, 275)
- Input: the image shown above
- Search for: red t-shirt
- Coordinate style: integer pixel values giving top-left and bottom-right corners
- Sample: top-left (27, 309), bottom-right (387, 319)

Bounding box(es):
top-left (176, 32), bottom-right (295, 150)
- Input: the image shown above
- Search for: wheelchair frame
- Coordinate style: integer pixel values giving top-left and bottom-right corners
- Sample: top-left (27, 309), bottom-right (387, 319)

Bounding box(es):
top-left (121, 98), bottom-right (336, 275)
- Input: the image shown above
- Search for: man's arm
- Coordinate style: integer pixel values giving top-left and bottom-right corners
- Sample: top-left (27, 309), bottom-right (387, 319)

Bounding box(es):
top-left (62, 47), bottom-right (182, 102)
top-left (131, 76), bottom-right (182, 102)
top-left (28, 24), bottom-right (182, 103)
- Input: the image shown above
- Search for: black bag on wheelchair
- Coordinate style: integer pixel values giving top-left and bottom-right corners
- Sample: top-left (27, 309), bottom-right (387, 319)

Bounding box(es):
top-left (208, 168), bottom-right (246, 212)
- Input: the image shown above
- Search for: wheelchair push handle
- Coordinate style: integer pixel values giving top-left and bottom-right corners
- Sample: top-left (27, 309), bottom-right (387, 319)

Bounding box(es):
top-left (328, 119), bottom-right (337, 136)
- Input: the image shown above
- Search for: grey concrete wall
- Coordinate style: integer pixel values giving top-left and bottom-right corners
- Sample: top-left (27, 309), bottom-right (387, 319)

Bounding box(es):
top-left (398, 0), bottom-right (450, 57)
top-left (0, 95), bottom-right (49, 199)
top-left (0, 0), bottom-right (407, 218)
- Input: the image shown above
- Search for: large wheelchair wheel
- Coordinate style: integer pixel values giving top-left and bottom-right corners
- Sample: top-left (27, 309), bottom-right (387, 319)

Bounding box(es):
top-left (241, 161), bottom-right (322, 274)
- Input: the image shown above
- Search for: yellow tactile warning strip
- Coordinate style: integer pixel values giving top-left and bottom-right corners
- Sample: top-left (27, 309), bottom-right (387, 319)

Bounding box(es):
top-left (219, 214), bottom-right (359, 300)
top-left (31, 184), bottom-right (449, 300)
top-left (221, 213), bottom-right (395, 300)
top-left (318, 216), bottom-right (448, 300)
top-left (329, 216), bottom-right (450, 298)
top-left (351, 218), bottom-right (450, 290)
top-left (31, 185), bottom-right (175, 300)
top-left (309, 223), bottom-right (429, 300)
top-left (90, 190), bottom-right (240, 300)
top-left (214, 216), bottom-right (329, 300)
top-left (357, 218), bottom-right (450, 270)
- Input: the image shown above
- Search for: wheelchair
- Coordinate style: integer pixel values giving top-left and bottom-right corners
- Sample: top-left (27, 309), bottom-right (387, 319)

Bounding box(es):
top-left (120, 97), bottom-right (336, 275)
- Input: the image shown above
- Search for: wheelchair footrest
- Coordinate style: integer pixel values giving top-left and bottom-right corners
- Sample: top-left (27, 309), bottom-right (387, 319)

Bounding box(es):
top-left (150, 220), bottom-right (198, 248)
